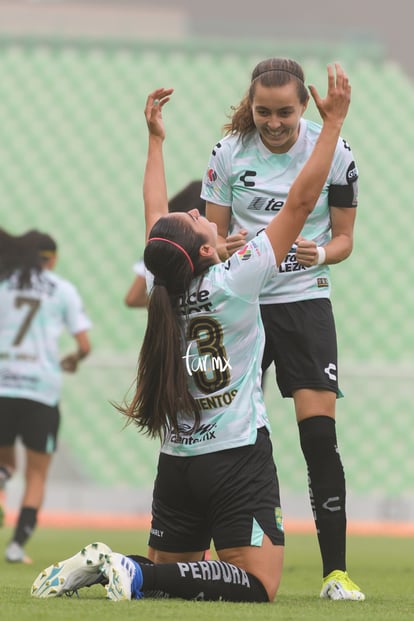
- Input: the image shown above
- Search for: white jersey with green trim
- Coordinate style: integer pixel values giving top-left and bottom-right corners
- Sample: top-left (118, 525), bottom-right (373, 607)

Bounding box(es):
top-left (0, 269), bottom-right (92, 406)
top-left (160, 232), bottom-right (276, 457)
top-left (201, 118), bottom-right (358, 304)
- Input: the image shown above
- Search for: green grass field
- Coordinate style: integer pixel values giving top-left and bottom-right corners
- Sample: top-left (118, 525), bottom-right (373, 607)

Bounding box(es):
top-left (1, 526), bottom-right (413, 621)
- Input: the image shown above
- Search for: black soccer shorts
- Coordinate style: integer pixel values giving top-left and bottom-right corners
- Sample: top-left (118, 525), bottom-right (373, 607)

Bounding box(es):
top-left (149, 427), bottom-right (285, 553)
top-left (0, 397), bottom-right (60, 453)
top-left (261, 298), bottom-right (340, 397)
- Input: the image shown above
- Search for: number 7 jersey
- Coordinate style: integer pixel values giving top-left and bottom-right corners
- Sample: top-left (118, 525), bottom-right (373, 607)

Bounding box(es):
top-left (0, 270), bottom-right (92, 406)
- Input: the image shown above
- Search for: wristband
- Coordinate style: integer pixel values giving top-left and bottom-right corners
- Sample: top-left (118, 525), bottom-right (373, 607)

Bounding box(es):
top-left (316, 246), bottom-right (326, 265)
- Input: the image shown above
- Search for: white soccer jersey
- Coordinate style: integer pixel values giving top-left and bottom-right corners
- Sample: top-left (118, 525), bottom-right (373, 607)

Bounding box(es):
top-left (0, 270), bottom-right (92, 406)
top-left (132, 259), bottom-right (146, 277)
top-left (160, 232), bottom-right (277, 457)
top-left (201, 118), bottom-right (358, 303)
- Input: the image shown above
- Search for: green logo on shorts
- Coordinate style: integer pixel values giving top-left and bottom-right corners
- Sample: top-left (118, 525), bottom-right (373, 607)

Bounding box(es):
top-left (275, 507), bottom-right (284, 532)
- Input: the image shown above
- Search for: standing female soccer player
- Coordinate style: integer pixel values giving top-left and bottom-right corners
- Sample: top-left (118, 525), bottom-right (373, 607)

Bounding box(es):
top-left (0, 230), bottom-right (91, 563)
top-left (202, 57), bottom-right (362, 600)
top-left (31, 64), bottom-right (357, 602)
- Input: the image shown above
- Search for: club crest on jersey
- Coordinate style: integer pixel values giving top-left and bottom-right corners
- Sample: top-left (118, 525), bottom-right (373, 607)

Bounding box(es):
top-left (275, 507), bottom-right (284, 532)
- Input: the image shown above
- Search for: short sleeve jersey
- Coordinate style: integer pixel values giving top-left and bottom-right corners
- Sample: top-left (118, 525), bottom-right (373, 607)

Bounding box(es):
top-left (160, 232), bottom-right (277, 457)
top-left (0, 270), bottom-right (92, 406)
top-left (201, 118), bottom-right (358, 304)
top-left (133, 259), bottom-right (146, 277)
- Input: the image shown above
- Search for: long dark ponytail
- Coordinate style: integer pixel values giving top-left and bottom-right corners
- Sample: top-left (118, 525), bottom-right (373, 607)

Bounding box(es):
top-left (117, 215), bottom-right (213, 442)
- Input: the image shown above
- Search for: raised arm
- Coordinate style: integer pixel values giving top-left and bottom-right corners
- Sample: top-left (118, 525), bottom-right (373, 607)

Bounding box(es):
top-left (143, 88), bottom-right (174, 240)
top-left (265, 64), bottom-right (351, 266)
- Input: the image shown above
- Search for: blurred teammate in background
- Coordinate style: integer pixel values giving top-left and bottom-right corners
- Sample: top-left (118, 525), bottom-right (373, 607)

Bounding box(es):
top-left (202, 57), bottom-right (362, 600)
top-left (124, 180), bottom-right (205, 308)
top-left (31, 64), bottom-right (356, 602)
top-left (0, 229), bottom-right (91, 563)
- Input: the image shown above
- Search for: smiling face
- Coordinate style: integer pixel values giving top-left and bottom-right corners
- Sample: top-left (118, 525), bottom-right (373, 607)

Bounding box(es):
top-left (252, 81), bottom-right (308, 153)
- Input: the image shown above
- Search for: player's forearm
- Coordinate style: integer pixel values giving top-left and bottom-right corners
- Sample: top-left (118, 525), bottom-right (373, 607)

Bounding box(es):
top-left (287, 123), bottom-right (343, 217)
top-left (143, 135), bottom-right (169, 238)
top-left (322, 233), bottom-right (354, 264)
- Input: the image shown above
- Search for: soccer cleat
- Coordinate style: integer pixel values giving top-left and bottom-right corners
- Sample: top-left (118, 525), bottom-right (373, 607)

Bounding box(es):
top-left (30, 542), bottom-right (112, 598)
top-left (320, 570), bottom-right (365, 601)
top-left (6, 541), bottom-right (32, 564)
top-left (103, 552), bottom-right (143, 601)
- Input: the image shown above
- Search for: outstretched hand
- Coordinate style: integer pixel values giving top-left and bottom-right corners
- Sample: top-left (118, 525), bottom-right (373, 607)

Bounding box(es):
top-left (144, 88), bottom-right (174, 140)
top-left (309, 64), bottom-right (351, 126)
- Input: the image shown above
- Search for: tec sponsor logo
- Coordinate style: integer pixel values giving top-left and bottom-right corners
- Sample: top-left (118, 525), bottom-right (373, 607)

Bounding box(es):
top-left (247, 196), bottom-right (284, 212)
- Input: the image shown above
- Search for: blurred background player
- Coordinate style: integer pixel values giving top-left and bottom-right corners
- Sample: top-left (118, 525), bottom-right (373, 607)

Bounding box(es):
top-left (124, 180), bottom-right (204, 308)
top-left (0, 229), bottom-right (92, 563)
